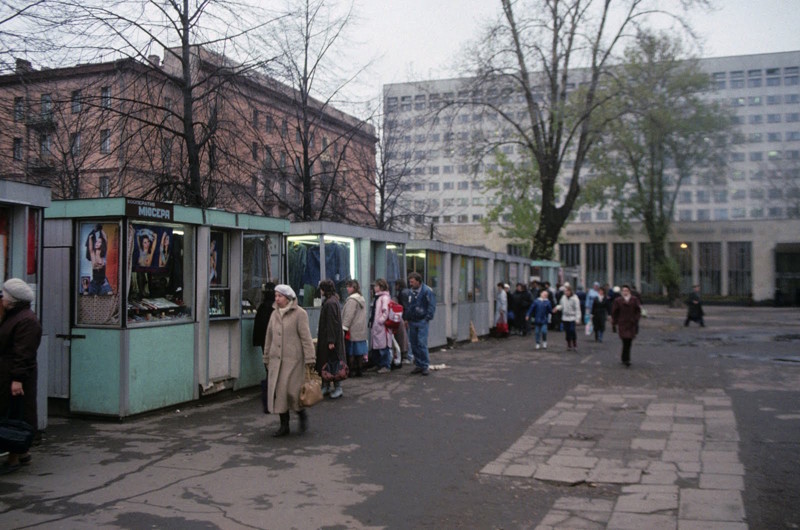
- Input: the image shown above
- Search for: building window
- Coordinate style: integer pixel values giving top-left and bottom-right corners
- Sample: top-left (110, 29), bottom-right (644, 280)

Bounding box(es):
top-left (101, 86), bottom-right (111, 109)
top-left (698, 242), bottom-right (721, 295)
top-left (749, 152), bottom-right (763, 162)
top-left (40, 93), bottom-right (52, 119)
top-left (696, 209), bottom-right (710, 221)
top-left (39, 132), bottom-right (51, 157)
top-left (785, 67), bottom-right (799, 86)
top-left (750, 208), bottom-right (763, 218)
top-left (712, 72), bottom-right (725, 90)
top-left (748, 115), bottom-right (763, 125)
top-left (400, 96), bottom-right (411, 111)
top-left (472, 214), bottom-right (483, 222)
top-left (71, 90), bottom-right (82, 114)
top-left (70, 132), bottom-right (81, 157)
top-left (729, 71), bottom-right (744, 89)
top-left (767, 95), bottom-right (781, 105)
top-left (747, 96), bottom-right (762, 106)
top-left (787, 113), bottom-right (800, 123)
top-left (749, 188), bottom-right (764, 199)
top-left (13, 96), bottom-right (24, 121)
top-left (767, 114), bottom-right (781, 124)
top-left (252, 109), bottom-right (259, 128)
top-left (100, 129), bottom-right (111, 154)
top-left (678, 210), bottom-right (692, 221)
top-left (695, 190), bottom-right (709, 204)
top-left (428, 182), bottom-right (439, 191)
top-left (251, 142), bottom-right (258, 160)
top-left (428, 166), bottom-right (439, 174)
top-left (585, 243), bottom-right (607, 286)
top-left (457, 180), bottom-right (469, 190)
top-left (728, 242), bottom-right (752, 296)
top-left (613, 243), bottom-right (635, 287)
top-left (457, 215), bottom-right (468, 223)
top-left (99, 176), bottom-right (110, 197)
top-left (678, 191), bottom-right (692, 204)
top-left (12, 137), bottom-right (22, 160)
top-left (786, 94), bottom-right (800, 104)
top-left (713, 190), bottom-right (728, 203)
top-left (731, 208), bottom-right (746, 219)
top-left (714, 208), bottom-right (728, 220)
top-left (559, 243), bottom-right (580, 267)
top-left (747, 69), bottom-right (762, 88)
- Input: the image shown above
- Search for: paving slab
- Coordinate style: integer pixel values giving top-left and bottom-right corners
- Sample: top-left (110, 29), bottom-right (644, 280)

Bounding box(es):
top-left (679, 488), bottom-right (746, 522)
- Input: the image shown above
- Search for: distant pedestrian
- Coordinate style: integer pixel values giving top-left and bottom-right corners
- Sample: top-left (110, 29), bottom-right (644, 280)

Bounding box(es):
top-left (554, 284), bottom-right (581, 351)
top-left (585, 282), bottom-right (601, 324)
top-left (370, 278), bottom-right (394, 374)
top-left (611, 285), bottom-right (642, 368)
top-left (591, 286), bottom-right (610, 342)
top-left (341, 280), bottom-right (368, 377)
top-left (404, 272), bottom-right (436, 376)
top-left (685, 284), bottom-right (705, 327)
top-left (526, 289), bottom-right (553, 349)
top-left (512, 283), bottom-right (533, 336)
top-left (252, 282), bottom-right (276, 354)
top-left (263, 284), bottom-right (316, 437)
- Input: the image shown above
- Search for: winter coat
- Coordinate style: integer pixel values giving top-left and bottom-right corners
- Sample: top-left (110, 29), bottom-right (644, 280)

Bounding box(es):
top-left (370, 290), bottom-right (393, 350)
top-left (686, 292), bottom-right (704, 320)
top-left (591, 296), bottom-right (609, 332)
top-left (252, 290), bottom-right (276, 349)
top-left (341, 293), bottom-right (368, 342)
top-left (526, 298), bottom-right (553, 325)
top-left (315, 295), bottom-right (346, 373)
top-left (611, 296), bottom-right (641, 340)
top-left (557, 294), bottom-right (581, 322)
top-left (263, 300), bottom-right (316, 413)
top-left (0, 303), bottom-right (42, 429)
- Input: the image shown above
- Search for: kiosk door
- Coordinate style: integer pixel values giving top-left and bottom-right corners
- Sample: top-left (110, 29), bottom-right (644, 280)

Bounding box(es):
top-left (43, 227), bottom-right (73, 398)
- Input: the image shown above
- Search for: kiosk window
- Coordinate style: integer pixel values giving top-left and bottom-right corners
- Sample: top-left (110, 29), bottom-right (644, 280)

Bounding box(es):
top-left (209, 230), bottom-right (230, 317)
top-left (242, 233), bottom-right (280, 316)
top-left (126, 221), bottom-right (193, 325)
top-left (77, 221), bottom-right (122, 326)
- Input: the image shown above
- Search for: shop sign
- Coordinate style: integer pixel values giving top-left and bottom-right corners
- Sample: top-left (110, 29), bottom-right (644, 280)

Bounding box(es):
top-left (125, 198), bottom-right (173, 221)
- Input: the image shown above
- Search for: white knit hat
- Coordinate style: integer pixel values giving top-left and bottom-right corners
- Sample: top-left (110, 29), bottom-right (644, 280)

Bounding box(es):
top-left (2, 278), bottom-right (34, 303)
top-left (274, 284), bottom-right (296, 300)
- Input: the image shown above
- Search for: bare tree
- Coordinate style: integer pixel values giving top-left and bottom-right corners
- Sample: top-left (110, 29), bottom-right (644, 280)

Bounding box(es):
top-left (7, 0), bottom-right (280, 207)
top-left (254, 0), bottom-right (375, 223)
top-left (461, 0), bottom-right (710, 259)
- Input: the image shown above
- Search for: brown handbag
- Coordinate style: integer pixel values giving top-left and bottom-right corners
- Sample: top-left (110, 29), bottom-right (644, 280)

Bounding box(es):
top-left (300, 365), bottom-right (323, 407)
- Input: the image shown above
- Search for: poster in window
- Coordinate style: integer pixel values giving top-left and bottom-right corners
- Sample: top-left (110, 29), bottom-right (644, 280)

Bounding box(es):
top-left (131, 224), bottom-right (173, 273)
top-left (210, 231), bottom-right (224, 285)
top-left (79, 222), bottom-right (120, 295)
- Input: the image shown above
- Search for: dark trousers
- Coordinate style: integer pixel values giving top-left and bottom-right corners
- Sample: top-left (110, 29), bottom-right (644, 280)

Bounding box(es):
top-left (621, 338), bottom-right (633, 365)
top-left (563, 321), bottom-right (577, 343)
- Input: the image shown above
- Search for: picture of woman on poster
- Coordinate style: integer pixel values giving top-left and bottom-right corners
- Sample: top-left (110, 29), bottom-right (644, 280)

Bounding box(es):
top-left (158, 231), bottom-right (170, 269)
top-left (85, 225), bottom-right (113, 295)
top-left (209, 238), bottom-right (218, 284)
top-left (136, 228), bottom-right (156, 268)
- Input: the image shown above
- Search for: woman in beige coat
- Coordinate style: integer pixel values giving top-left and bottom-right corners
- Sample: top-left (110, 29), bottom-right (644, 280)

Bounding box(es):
top-left (263, 284), bottom-right (316, 437)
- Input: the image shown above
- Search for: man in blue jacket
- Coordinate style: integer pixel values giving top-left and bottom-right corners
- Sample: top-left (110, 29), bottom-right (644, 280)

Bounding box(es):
top-left (404, 272), bottom-right (436, 376)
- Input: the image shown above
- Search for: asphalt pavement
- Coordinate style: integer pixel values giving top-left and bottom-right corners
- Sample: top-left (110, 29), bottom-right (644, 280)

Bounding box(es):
top-left (1, 305), bottom-right (798, 529)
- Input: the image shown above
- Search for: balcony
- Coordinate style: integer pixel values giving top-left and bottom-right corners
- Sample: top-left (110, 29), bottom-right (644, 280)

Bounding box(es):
top-left (27, 156), bottom-right (56, 174)
top-left (26, 114), bottom-right (57, 131)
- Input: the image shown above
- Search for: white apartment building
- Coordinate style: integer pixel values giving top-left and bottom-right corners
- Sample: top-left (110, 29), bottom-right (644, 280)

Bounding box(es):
top-left (383, 51), bottom-right (800, 304)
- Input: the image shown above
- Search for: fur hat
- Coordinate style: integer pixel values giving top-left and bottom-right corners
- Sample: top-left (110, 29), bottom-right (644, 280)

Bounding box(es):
top-left (2, 278), bottom-right (34, 304)
top-left (274, 284), bottom-right (296, 300)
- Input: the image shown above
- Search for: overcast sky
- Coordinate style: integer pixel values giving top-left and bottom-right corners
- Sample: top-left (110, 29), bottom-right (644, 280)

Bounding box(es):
top-left (342, 0), bottom-right (800, 106)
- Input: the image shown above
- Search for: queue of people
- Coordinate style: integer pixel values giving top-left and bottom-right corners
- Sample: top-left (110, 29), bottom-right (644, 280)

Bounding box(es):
top-left (255, 273), bottom-right (436, 438)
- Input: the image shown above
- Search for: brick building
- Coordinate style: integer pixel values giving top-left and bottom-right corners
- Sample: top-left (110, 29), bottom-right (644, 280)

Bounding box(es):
top-left (0, 47), bottom-right (376, 224)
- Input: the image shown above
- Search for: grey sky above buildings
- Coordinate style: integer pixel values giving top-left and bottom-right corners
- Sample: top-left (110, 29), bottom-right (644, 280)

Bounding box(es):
top-left (342, 0), bottom-right (799, 107)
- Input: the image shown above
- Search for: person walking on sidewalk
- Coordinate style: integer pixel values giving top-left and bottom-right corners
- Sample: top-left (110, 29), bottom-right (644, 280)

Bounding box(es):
top-left (316, 280), bottom-right (347, 399)
top-left (526, 289), bottom-right (553, 349)
top-left (341, 280), bottom-right (368, 377)
top-left (684, 284), bottom-right (705, 327)
top-left (0, 279), bottom-right (42, 474)
top-left (370, 279), bottom-right (394, 374)
top-left (405, 272), bottom-right (436, 376)
top-left (263, 284), bottom-right (316, 437)
top-left (611, 284), bottom-right (642, 368)
top-left (591, 286), bottom-right (610, 343)
top-left (553, 284), bottom-right (581, 351)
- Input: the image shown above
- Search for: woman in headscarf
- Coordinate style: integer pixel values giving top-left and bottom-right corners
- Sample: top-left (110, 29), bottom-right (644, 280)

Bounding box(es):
top-left (263, 284), bottom-right (316, 437)
top-left (0, 278), bottom-right (42, 473)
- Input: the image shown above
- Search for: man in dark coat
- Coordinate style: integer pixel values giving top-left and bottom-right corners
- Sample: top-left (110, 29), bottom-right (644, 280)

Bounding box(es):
top-left (252, 282), bottom-right (276, 352)
top-left (0, 279), bottom-right (42, 473)
top-left (684, 285), bottom-right (705, 327)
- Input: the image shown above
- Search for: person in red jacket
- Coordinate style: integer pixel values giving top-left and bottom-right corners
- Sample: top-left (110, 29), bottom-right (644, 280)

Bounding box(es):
top-left (611, 284), bottom-right (642, 368)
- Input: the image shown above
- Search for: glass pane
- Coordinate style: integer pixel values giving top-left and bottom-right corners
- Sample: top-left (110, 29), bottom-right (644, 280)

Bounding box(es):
top-left (458, 256), bottom-right (469, 302)
top-left (427, 251), bottom-right (443, 300)
top-left (78, 221), bottom-right (121, 326)
top-left (209, 231), bottom-right (228, 287)
top-left (288, 235), bottom-right (321, 307)
top-left (474, 258), bottom-right (487, 301)
top-left (126, 222), bottom-right (193, 325)
top-left (386, 244), bottom-right (404, 299)
top-left (242, 233), bottom-right (279, 315)
top-left (324, 235), bottom-right (354, 301)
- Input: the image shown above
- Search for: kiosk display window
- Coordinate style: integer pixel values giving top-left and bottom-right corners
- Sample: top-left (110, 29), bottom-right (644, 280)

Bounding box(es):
top-left (209, 230), bottom-right (230, 317)
top-left (386, 244), bottom-right (404, 297)
top-left (474, 258), bottom-right (488, 301)
top-left (287, 235), bottom-right (354, 307)
top-left (78, 221), bottom-right (122, 325)
top-left (126, 221), bottom-right (193, 325)
top-left (458, 257), bottom-right (470, 302)
top-left (242, 233), bottom-right (280, 316)
top-left (427, 251), bottom-right (444, 300)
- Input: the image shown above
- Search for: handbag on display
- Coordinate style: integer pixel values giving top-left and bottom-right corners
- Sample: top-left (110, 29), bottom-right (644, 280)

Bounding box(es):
top-left (321, 359), bottom-right (349, 382)
top-left (300, 365), bottom-right (323, 408)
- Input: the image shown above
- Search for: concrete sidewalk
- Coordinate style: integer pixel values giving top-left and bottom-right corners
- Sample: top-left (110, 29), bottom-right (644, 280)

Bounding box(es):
top-left (1, 305), bottom-right (798, 529)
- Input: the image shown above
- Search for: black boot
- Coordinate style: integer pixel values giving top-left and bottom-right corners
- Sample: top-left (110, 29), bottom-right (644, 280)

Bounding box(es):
top-left (355, 356), bottom-right (363, 377)
top-left (298, 409), bottom-right (308, 434)
top-left (273, 413), bottom-right (290, 437)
